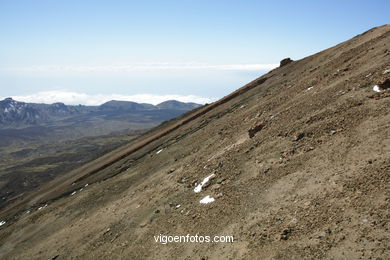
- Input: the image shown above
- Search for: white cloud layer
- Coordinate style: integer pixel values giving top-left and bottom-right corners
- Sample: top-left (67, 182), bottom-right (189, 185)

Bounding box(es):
top-left (15, 63), bottom-right (278, 74)
top-left (3, 90), bottom-right (214, 106)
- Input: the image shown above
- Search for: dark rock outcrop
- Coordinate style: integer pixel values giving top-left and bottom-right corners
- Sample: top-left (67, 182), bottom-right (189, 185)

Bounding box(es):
top-left (248, 122), bottom-right (265, 138)
top-left (280, 58), bottom-right (293, 67)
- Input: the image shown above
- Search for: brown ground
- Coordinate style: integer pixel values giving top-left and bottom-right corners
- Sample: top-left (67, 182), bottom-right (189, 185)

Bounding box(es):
top-left (0, 25), bottom-right (389, 260)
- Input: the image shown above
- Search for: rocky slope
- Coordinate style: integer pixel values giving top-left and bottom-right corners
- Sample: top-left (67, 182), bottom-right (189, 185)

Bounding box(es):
top-left (0, 25), bottom-right (389, 259)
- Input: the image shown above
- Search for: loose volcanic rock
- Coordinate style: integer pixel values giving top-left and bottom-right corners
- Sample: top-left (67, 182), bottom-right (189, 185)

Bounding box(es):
top-left (248, 122), bottom-right (266, 138)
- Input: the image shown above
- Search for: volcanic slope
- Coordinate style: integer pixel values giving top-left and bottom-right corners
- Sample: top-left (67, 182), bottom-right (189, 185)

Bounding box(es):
top-left (0, 25), bottom-right (389, 260)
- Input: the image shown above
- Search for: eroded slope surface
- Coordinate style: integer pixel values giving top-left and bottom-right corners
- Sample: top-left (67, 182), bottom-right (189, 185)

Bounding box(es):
top-left (0, 25), bottom-right (389, 259)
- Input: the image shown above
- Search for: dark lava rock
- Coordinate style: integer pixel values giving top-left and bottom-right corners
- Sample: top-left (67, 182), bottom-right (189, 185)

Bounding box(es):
top-left (293, 132), bottom-right (305, 141)
top-left (377, 78), bottom-right (390, 90)
top-left (280, 58), bottom-right (293, 67)
top-left (248, 122), bottom-right (266, 138)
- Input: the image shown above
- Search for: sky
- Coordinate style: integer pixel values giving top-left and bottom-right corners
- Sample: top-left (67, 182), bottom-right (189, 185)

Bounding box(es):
top-left (0, 0), bottom-right (389, 105)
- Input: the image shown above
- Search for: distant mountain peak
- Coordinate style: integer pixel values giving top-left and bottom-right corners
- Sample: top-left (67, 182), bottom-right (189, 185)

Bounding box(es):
top-left (2, 97), bottom-right (21, 106)
top-left (99, 100), bottom-right (155, 111)
top-left (51, 102), bottom-right (67, 107)
top-left (156, 100), bottom-right (201, 110)
top-left (1, 97), bottom-right (24, 111)
top-left (0, 98), bottom-right (41, 125)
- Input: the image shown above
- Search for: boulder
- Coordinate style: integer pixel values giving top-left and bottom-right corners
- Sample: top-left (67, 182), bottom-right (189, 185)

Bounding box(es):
top-left (378, 78), bottom-right (390, 90)
top-left (248, 122), bottom-right (265, 138)
top-left (280, 58), bottom-right (293, 67)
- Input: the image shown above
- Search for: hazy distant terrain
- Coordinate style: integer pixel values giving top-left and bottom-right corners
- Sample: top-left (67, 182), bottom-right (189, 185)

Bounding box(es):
top-left (0, 98), bottom-right (200, 146)
top-left (0, 98), bottom-right (201, 208)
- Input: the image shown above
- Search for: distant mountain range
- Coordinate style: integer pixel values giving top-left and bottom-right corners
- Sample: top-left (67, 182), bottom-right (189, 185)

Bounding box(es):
top-left (0, 97), bottom-right (201, 127)
top-left (0, 97), bottom-right (202, 205)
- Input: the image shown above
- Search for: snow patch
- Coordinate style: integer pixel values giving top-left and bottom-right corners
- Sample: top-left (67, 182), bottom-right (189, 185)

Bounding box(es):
top-left (373, 85), bottom-right (381, 93)
top-left (194, 174), bottom-right (215, 193)
top-left (38, 204), bottom-right (48, 210)
top-left (156, 149), bottom-right (163, 154)
top-left (0, 221), bottom-right (5, 226)
top-left (200, 195), bottom-right (215, 204)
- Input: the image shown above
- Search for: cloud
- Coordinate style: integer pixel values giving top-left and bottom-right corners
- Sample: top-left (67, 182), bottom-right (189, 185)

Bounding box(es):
top-left (4, 90), bottom-right (214, 106)
top-left (14, 63), bottom-right (278, 74)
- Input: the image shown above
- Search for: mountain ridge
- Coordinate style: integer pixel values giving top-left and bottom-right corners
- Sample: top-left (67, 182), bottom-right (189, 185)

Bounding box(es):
top-left (0, 98), bottom-right (202, 127)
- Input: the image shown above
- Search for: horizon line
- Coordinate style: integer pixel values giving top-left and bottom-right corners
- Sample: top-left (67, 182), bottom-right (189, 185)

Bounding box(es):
top-left (1, 90), bottom-right (215, 106)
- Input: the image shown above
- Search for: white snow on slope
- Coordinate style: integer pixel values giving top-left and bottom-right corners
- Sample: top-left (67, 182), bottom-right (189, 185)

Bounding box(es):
top-left (38, 204), bottom-right (48, 210)
top-left (373, 85), bottom-right (381, 92)
top-left (200, 195), bottom-right (215, 204)
top-left (194, 174), bottom-right (215, 193)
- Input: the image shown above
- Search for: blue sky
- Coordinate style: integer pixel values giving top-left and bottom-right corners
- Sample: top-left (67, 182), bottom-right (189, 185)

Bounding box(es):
top-left (0, 0), bottom-right (389, 105)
